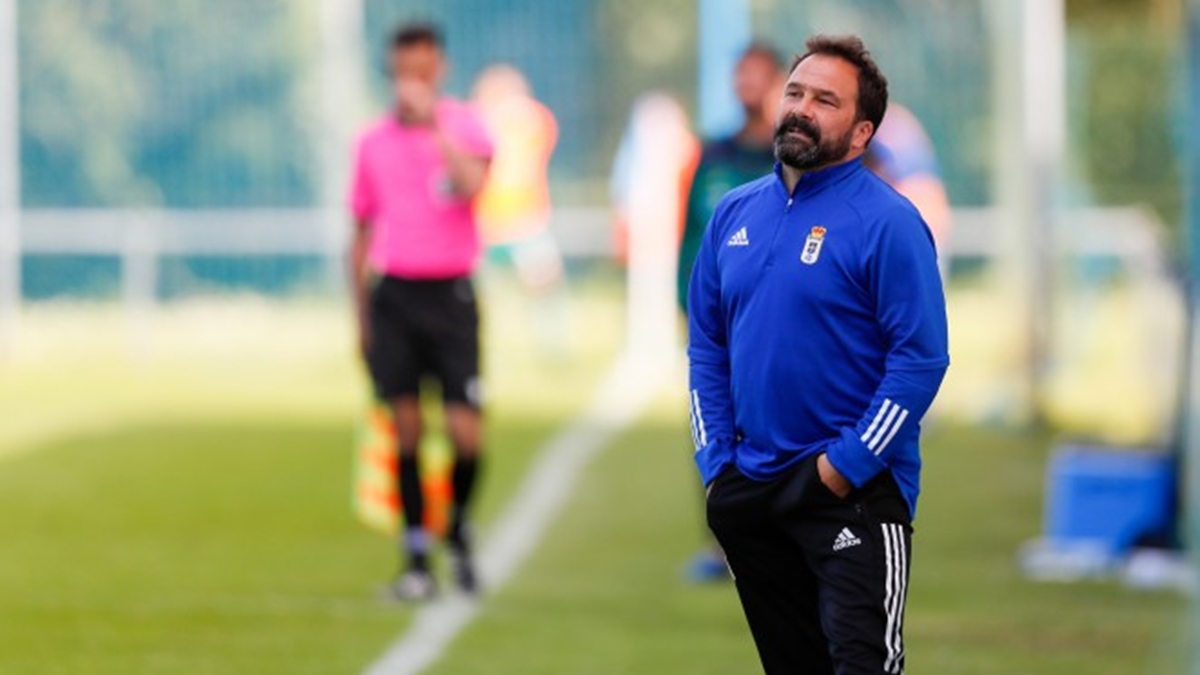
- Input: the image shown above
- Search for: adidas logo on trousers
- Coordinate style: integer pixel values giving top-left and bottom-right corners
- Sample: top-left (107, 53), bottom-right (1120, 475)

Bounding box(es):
top-left (833, 527), bottom-right (862, 551)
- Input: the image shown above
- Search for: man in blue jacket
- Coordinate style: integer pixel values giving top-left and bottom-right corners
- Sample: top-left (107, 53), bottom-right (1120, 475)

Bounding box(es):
top-left (689, 35), bottom-right (948, 675)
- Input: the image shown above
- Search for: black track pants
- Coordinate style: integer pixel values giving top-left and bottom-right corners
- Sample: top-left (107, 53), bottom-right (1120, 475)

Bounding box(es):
top-left (706, 454), bottom-right (913, 675)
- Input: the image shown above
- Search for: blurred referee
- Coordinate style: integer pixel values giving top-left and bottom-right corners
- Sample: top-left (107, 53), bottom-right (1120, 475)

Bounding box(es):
top-left (689, 35), bottom-right (948, 673)
top-left (348, 22), bottom-right (493, 601)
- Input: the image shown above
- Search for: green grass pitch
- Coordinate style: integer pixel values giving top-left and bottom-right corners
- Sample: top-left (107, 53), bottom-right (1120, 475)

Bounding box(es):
top-left (0, 280), bottom-right (1185, 674)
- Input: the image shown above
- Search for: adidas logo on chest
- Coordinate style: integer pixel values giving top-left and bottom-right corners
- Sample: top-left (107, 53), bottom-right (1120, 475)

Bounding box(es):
top-left (833, 527), bottom-right (862, 552)
top-left (726, 227), bottom-right (750, 247)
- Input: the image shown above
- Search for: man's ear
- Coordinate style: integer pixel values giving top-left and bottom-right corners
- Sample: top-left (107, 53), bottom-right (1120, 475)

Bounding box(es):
top-left (852, 120), bottom-right (875, 153)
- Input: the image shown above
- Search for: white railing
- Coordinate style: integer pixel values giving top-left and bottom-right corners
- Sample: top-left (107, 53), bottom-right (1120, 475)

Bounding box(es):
top-left (0, 203), bottom-right (1177, 370)
top-left (15, 206), bottom-right (619, 258)
top-left (1, 203), bottom-right (1173, 303)
top-left (950, 205), bottom-right (1170, 273)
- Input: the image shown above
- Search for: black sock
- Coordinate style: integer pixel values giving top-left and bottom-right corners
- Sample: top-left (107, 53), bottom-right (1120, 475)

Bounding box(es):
top-left (450, 455), bottom-right (481, 544)
top-left (398, 449), bottom-right (428, 570)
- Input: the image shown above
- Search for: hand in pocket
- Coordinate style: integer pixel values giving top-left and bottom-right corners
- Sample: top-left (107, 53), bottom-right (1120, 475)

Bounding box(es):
top-left (816, 453), bottom-right (853, 499)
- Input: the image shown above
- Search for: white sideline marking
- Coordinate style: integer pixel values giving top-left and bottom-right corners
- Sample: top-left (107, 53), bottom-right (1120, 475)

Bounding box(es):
top-left (362, 352), bottom-right (671, 675)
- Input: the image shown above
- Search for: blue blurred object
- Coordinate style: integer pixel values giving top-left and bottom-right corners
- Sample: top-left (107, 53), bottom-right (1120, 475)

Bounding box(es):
top-left (1045, 444), bottom-right (1176, 556)
top-left (696, 0), bottom-right (751, 139)
top-left (685, 548), bottom-right (730, 584)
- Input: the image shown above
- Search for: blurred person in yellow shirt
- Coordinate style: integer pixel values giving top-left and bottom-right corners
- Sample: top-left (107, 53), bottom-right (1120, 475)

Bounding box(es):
top-left (471, 65), bottom-right (569, 354)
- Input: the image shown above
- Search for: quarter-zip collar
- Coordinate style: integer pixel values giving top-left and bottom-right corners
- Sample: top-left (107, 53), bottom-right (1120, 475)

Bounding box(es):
top-left (773, 157), bottom-right (866, 201)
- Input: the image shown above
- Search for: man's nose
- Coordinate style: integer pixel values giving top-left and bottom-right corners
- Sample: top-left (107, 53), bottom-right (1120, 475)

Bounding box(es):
top-left (793, 96), bottom-right (817, 121)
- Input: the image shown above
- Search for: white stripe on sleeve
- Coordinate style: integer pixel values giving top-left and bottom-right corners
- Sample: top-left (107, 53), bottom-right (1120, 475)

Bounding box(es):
top-left (691, 390), bottom-right (708, 448)
top-left (867, 402), bottom-right (902, 450)
top-left (861, 399), bottom-right (893, 444)
top-left (688, 395), bottom-right (699, 450)
top-left (873, 408), bottom-right (910, 456)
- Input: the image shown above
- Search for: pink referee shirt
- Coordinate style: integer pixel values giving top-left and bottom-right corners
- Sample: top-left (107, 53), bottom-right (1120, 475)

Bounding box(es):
top-left (350, 99), bottom-right (494, 279)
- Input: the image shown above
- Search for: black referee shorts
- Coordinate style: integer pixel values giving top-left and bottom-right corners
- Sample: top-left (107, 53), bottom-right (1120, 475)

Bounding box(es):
top-left (367, 275), bottom-right (481, 408)
top-left (707, 455), bottom-right (913, 675)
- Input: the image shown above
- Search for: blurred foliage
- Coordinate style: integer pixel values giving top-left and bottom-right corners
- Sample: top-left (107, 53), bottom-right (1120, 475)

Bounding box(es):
top-left (19, 0), bottom-right (316, 207)
top-left (752, 0), bottom-right (992, 205)
top-left (594, 0), bottom-right (697, 197)
top-left (11, 0), bottom-right (1189, 216)
top-left (1066, 0), bottom-right (1184, 233)
top-left (362, 0), bottom-right (695, 202)
top-left (363, 1), bottom-right (603, 201)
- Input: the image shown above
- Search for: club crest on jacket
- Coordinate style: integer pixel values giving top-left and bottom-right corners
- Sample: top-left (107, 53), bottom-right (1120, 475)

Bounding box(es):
top-left (801, 226), bottom-right (827, 265)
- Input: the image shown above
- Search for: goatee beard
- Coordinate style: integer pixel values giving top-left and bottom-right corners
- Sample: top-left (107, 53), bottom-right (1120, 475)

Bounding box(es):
top-left (773, 115), bottom-right (854, 171)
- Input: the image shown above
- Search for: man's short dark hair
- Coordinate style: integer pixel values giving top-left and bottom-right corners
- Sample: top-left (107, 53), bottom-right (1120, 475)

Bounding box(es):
top-left (791, 35), bottom-right (888, 138)
top-left (740, 41), bottom-right (784, 72)
top-left (390, 21), bottom-right (444, 51)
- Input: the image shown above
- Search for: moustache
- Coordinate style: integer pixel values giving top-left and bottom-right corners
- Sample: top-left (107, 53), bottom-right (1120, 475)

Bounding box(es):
top-left (775, 116), bottom-right (819, 143)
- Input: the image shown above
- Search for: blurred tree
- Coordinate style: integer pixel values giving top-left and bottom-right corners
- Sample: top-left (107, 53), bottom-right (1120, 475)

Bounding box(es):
top-left (15, 0), bottom-right (1184, 221)
top-left (19, 0), bottom-right (316, 207)
top-left (362, 0), bottom-right (684, 203)
top-left (1066, 0), bottom-right (1184, 233)
top-left (595, 0), bottom-right (697, 183)
top-left (748, 0), bottom-right (991, 205)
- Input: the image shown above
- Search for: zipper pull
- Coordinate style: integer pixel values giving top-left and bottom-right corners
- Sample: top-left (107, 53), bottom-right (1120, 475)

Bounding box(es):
top-left (786, 197), bottom-right (794, 212)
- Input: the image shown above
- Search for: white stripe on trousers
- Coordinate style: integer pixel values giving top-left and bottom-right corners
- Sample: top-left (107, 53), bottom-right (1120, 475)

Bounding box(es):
top-left (882, 523), bottom-right (908, 674)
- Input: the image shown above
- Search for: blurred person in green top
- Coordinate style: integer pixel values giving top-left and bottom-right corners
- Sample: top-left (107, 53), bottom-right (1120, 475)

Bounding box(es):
top-left (679, 42), bottom-right (785, 583)
top-left (676, 43), bottom-right (786, 312)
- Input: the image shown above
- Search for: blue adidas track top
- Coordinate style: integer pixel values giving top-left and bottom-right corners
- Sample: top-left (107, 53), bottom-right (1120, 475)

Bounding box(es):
top-left (687, 157), bottom-right (949, 518)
